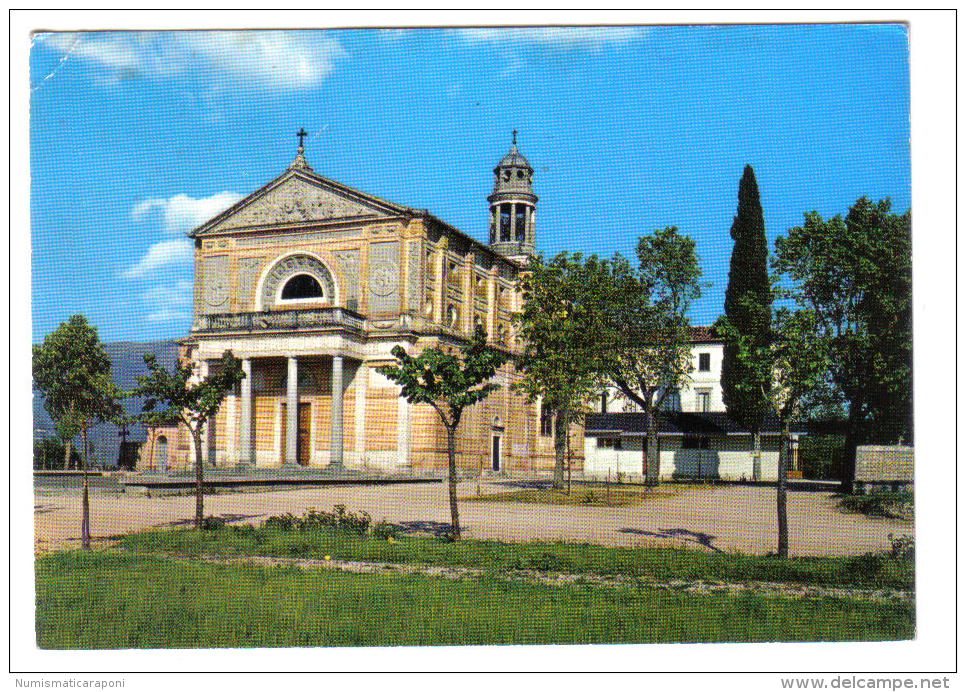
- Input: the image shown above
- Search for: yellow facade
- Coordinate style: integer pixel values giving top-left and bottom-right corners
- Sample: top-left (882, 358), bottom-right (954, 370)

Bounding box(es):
top-left (148, 141), bottom-right (581, 476)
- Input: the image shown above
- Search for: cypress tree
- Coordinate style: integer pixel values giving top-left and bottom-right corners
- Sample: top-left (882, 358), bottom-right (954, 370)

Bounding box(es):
top-left (720, 164), bottom-right (772, 479)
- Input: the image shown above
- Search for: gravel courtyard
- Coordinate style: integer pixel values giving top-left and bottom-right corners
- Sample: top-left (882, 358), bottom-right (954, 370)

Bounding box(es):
top-left (34, 477), bottom-right (913, 557)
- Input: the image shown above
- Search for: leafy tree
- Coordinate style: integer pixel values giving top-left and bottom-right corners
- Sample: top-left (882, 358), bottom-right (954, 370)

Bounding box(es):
top-left (717, 302), bottom-right (828, 557)
top-left (719, 164), bottom-right (772, 479)
top-left (774, 197), bottom-right (912, 487)
top-left (597, 227), bottom-right (705, 483)
top-left (32, 314), bottom-right (122, 549)
top-left (132, 351), bottom-right (245, 528)
top-left (377, 327), bottom-right (508, 540)
top-left (512, 253), bottom-right (609, 489)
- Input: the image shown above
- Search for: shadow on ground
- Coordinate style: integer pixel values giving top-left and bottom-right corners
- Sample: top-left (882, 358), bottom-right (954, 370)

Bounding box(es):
top-left (392, 520), bottom-right (454, 536)
top-left (165, 513), bottom-right (267, 528)
top-left (619, 527), bottom-right (723, 553)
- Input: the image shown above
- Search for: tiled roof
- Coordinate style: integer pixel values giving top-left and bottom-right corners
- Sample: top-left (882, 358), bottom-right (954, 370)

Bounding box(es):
top-left (586, 411), bottom-right (803, 435)
top-left (688, 325), bottom-right (722, 343)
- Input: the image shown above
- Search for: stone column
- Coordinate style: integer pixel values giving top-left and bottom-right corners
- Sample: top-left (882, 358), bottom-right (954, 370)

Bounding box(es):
top-left (354, 362), bottom-right (367, 469)
top-left (510, 202), bottom-right (517, 242)
top-left (285, 356), bottom-right (298, 465)
top-left (240, 358), bottom-right (253, 467)
top-left (526, 206), bottom-right (534, 247)
top-left (330, 354), bottom-right (345, 470)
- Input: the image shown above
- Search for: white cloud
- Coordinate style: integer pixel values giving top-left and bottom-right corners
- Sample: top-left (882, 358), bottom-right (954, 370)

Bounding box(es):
top-left (455, 26), bottom-right (645, 48)
top-left (40, 30), bottom-right (347, 91)
top-left (143, 280), bottom-right (193, 323)
top-left (130, 191), bottom-right (242, 235)
top-left (122, 238), bottom-right (193, 279)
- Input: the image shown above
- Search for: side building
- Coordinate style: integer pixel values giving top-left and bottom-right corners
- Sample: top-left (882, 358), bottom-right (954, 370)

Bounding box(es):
top-left (584, 327), bottom-right (802, 481)
top-left (144, 134), bottom-right (580, 476)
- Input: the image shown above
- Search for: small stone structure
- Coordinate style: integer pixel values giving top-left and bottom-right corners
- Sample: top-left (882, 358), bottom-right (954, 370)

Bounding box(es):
top-left (853, 445), bottom-right (914, 493)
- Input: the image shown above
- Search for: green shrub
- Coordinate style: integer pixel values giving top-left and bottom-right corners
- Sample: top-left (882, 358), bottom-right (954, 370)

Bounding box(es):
top-left (372, 519), bottom-right (400, 541)
top-left (799, 434), bottom-right (846, 480)
top-left (839, 490), bottom-right (914, 520)
top-left (201, 516), bottom-right (227, 531)
top-left (506, 550), bottom-right (576, 573)
top-left (261, 505), bottom-right (372, 535)
top-left (888, 534), bottom-right (914, 561)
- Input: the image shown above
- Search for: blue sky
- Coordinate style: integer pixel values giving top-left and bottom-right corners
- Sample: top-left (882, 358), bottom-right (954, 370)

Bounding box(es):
top-left (29, 25), bottom-right (911, 343)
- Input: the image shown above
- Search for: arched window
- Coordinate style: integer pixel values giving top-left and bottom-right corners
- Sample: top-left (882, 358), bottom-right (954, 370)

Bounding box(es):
top-left (280, 274), bottom-right (324, 300)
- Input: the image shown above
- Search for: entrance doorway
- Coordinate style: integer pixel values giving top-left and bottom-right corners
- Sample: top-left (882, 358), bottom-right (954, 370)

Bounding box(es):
top-left (280, 402), bottom-right (312, 465)
top-left (155, 436), bottom-right (167, 471)
top-left (492, 435), bottom-right (501, 472)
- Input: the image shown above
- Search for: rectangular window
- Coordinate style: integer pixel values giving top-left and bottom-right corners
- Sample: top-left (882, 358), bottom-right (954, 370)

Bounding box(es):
top-left (698, 352), bottom-right (711, 371)
top-left (596, 437), bottom-right (622, 449)
top-left (540, 402), bottom-right (554, 437)
top-left (682, 436), bottom-right (710, 450)
top-left (696, 390), bottom-right (711, 413)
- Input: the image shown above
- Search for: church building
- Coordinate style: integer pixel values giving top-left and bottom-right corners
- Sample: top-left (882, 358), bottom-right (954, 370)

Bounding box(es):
top-left (147, 131), bottom-right (571, 476)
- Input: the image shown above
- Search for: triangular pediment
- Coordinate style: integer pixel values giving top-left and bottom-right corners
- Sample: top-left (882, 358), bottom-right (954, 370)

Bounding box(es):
top-left (195, 171), bottom-right (406, 235)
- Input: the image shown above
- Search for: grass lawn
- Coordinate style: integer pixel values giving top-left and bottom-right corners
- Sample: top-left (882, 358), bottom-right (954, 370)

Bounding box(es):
top-left (36, 551), bottom-right (914, 649)
top-left (118, 524), bottom-right (915, 590)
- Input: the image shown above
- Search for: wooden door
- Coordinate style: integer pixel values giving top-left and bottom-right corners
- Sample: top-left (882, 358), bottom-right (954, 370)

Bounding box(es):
top-left (297, 403), bottom-right (311, 466)
top-left (281, 403), bottom-right (312, 465)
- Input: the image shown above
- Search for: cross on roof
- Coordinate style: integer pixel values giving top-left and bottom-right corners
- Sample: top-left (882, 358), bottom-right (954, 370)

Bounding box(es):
top-left (297, 127), bottom-right (308, 149)
top-left (512, 129), bottom-right (517, 145)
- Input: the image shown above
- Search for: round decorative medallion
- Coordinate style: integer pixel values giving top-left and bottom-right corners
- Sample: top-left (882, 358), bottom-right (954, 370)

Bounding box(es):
top-left (370, 260), bottom-right (398, 297)
top-left (206, 278), bottom-right (229, 306)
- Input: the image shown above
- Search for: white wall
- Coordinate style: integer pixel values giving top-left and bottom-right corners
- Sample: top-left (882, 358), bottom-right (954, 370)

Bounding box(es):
top-left (584, 433), bottom-right (782, 481)
top-left (593, 341), bottom-right (726, 414)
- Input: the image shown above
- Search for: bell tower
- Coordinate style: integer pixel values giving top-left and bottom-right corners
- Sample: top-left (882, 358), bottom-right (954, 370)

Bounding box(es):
top-left (488, 130), bottom-right (537, 261)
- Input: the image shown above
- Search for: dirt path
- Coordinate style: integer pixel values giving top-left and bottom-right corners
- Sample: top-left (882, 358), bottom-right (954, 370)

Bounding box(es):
top-left (34, 479), bottom-right (913, 557)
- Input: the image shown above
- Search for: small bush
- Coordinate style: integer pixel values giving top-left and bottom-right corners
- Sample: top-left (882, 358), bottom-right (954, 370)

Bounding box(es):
top-left (839, 490), bottom-right (914, 520)
top-left (582, 491), bottom-right (599, 504)
top-left (262, 512), bottom-right (300, 531)
top-left (799, 434), bottom-right (847, 480)
top-left (261, 505), bottom-right (372, 535)
top-left (372, 519), bottom-right (400, 541)
top-left (888, 534), bottom-right (914, 561)
top-left (201, 516), bottom-right (226, 531)
top-left (506, 550), bottom-right (576, 573)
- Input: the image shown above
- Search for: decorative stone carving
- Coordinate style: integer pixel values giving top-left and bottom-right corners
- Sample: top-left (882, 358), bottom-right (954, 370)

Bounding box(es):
top-left (203, 255), bottom-right (230, 313)
top-left (370, 260), bottom-right (399, 297)
top-left (237, 257), bottom-right (264, 308)
top-left (367, 241), bottom-right (399, 314)
top-left (260, 254), bottom-right (336, 309)
top-left (237, 229), bottom-right (360, 248)
top-left (408, 240), bottom-right (421, 311)
top-left (210, 178), bottom-right (384, 232)
top-left (334, 249), bottom-right (360, 310)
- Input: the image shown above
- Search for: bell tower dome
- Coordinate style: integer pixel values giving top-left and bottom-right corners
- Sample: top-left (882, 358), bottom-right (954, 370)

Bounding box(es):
top-left (488, 130), bottom-right (538, 261)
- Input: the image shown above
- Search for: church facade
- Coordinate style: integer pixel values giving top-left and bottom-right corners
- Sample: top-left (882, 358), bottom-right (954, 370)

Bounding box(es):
top-left (145, 134), bottom-right (572, 476)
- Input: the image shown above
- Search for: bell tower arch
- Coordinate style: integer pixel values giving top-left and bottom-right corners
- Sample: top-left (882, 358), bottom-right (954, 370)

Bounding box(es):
top-left (488, 130), bottom-right (538, 261)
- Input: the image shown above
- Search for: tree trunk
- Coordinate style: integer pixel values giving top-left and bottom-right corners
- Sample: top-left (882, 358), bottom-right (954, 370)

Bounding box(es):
top-left (446, 426), bottom-right (461, 540)
top-left (752, 428), bottom-right (762, 481)
top-left (63, 440), bottom-right (72, 470)
top-left (80, 429), bottom-right (90, 550)
top-left (552, 408), bottom-right (568, 490)
top-left (645, 408), bottom-right (659, 486)
top-left (777, 419), bottom-right (789, 558)
top-left (841, 405), bottom-right (862, 493)
top-left (191, 428), bottom-right (205, 529)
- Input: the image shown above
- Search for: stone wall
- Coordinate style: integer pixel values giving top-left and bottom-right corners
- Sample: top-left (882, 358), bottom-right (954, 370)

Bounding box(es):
top-left (854, 445), bottom-right (914, 492)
